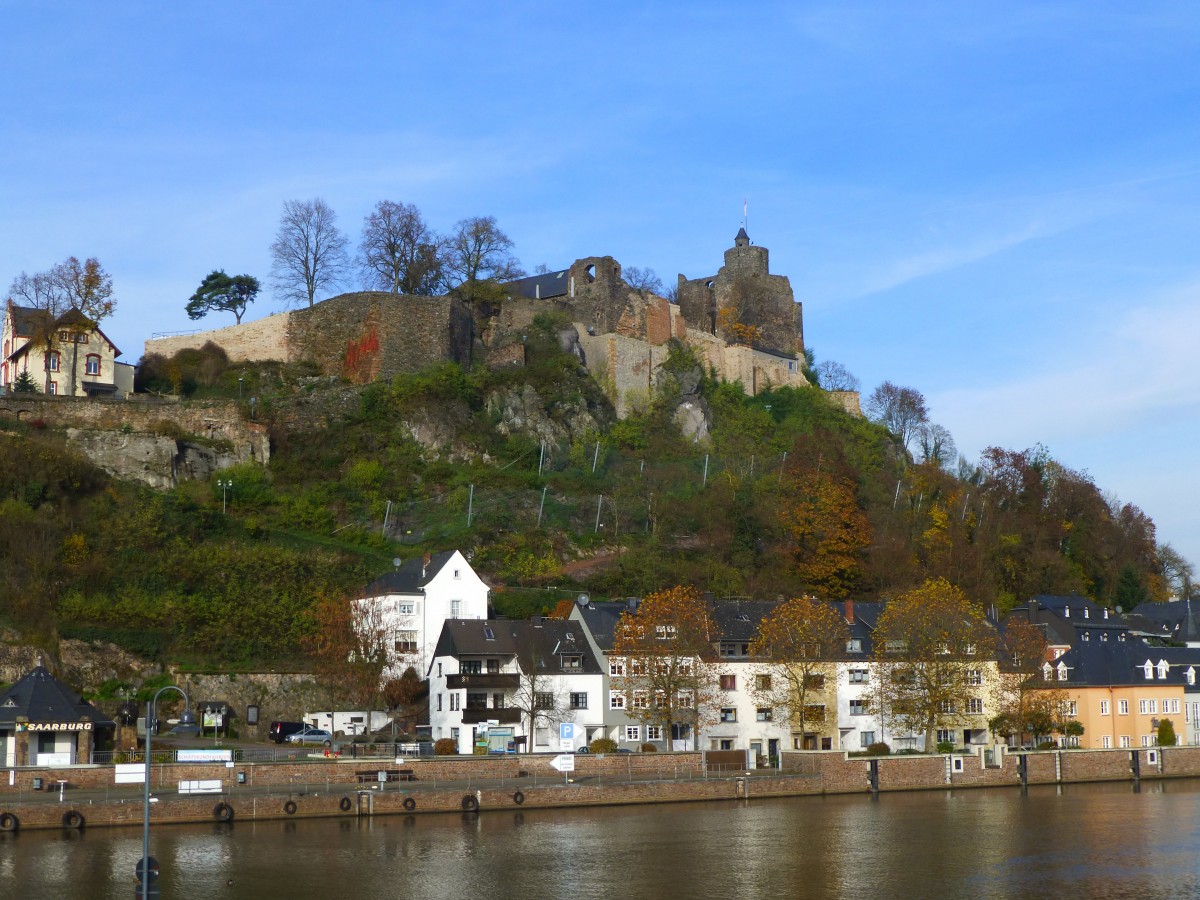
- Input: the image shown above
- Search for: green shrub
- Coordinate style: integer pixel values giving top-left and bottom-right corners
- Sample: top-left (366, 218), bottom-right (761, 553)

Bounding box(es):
top-left (588, 738), bottom-right (618, 754)
top-left (866, 742), bottom-right (891, 756)
top-left (936, 741), bottom-right (955, 754)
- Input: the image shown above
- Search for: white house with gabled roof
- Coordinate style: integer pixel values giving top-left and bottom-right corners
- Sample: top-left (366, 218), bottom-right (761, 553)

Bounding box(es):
top-left (356, 550), bottom-right (489, 680)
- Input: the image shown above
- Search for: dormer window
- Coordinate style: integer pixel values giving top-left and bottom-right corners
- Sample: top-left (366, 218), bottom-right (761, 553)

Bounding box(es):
top-left (1157, 660), bottom-right (1169, 680)
top-left (1118, 633), bottom-right (1126, 641)
top-left (562, 655), bottom-right (582, 669)
top-left (1083, 608), bottom-right (1089, 619)
top-left (1056, 662), bottom-right (1068, 681)
top-left (1144, 661), bottom-right (1154, 680)
top-left (1101, 633), bottom-right (1109, 642)
top-left (1103, 609), bottom-right (1109, 620)
top-left (1042, 663), bottom-right (1053, 681)
top-left (1188, 667), bottom-right (1196, 686)
top-left (846, 639), bottom-right (863, 653)
top-left (1064, 607), bottom-right (1070, 618)
top-left (1082, 632), bottom-right (1090, 642)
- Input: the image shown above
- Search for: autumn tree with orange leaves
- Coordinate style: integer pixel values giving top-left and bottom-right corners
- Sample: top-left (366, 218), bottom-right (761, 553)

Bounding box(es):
top-left (990, 618), bottom-right (1067, 745)
top-left (873, 578), bottom-right (997, 749)
top-left (779, 470), bottom-right (872, 598)
top-left (609, 586), bottom-right (725, 748)
top-left (750, 596), bottom-right (849, 746)
top-left (307, 592), bottom-right (406, 735)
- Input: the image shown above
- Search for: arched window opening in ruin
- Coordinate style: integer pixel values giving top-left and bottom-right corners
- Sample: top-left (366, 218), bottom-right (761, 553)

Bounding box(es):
top-left (585, 264), bottom-right (596, 283)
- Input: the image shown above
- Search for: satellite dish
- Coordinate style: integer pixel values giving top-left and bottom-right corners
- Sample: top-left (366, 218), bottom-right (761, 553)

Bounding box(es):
top-left (392, 557), bottom-right (402, 569)
top-left (577, 593), bottom-right (590, 606)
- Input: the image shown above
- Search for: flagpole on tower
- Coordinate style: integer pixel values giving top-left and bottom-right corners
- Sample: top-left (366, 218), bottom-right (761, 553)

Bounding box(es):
top-left (743, 198), bottom-right (748, 234)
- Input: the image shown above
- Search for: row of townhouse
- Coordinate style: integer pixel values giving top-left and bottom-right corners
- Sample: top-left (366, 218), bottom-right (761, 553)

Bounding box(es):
top-left (358, 552), bottom-right (1200, 756)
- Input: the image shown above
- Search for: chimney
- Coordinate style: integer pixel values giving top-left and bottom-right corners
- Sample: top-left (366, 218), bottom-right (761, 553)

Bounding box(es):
top-left (845, 599), bottom-right (855, 625)
top-left (422, 551), bottom-right (431, 577)
top-left (1029, 597), bottom-right (1039, 621)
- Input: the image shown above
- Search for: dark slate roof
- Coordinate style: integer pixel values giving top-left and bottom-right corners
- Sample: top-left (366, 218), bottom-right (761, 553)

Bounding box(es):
top-left (0, 666), bottom-right (115, 727)
top-left (432, 618), bottom-right (602, 675)
top-left (708, 599), bottom-right (779, 641)
top-left (1055, 640), bottom-right (1188, 688)
top-left (734, 227), bottom-right (750, 243)
top-left (1006, 593), bottom-right (1129, 647)
top-left (505, 269), bottom-right (571, 300)
top-left (1129, 600), bottom-right (1200, 643)
top-left (361, 551), bottom-right (458, 597)
top-left (5, 304), bottom-right (50, 338)
top-left (571, 599), bottom-right (640, 651)
top-left (55, 307), bottom-right (95, 328)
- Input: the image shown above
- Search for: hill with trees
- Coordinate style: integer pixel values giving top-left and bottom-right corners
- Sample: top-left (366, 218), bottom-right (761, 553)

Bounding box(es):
top-left (0, 315), bottom-right (1176, 672)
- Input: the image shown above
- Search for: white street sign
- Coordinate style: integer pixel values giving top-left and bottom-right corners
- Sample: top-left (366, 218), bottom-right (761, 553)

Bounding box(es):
top-left (115, 763), bottom-right (146, 784)
top-left (550, 753), bottom-right (575, 773)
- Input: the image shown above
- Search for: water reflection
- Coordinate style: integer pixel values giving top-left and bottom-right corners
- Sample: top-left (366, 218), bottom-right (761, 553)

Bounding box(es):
top-left (4, 781), bottom-right (1200, 898)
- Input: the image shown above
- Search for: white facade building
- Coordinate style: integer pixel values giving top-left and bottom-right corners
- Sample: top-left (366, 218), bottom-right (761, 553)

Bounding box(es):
top-left (428, 618), bottom-right (605, 754)
top-left (357, 550), bottom-right (489, 680)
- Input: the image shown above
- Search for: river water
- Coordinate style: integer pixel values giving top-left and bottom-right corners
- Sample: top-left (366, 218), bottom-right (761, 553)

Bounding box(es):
top-left (4, 780), bottom-right (1200, 899)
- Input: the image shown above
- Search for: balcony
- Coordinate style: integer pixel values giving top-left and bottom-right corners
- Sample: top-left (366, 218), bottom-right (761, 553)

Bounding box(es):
top-left (460, 707), bottom-right (522, 725)
top-left (447, 673), bottom-right (520, 690)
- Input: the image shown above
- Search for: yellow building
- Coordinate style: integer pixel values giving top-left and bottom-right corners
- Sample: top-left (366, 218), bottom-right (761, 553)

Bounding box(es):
top-left (2, 302), bottom-right (133, 398)
top-left (1049, 643), bottom-right (1188, 749)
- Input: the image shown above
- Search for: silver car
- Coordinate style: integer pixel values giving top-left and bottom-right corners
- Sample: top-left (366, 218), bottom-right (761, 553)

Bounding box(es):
top-left (286, 726), bottom-right (333, 746)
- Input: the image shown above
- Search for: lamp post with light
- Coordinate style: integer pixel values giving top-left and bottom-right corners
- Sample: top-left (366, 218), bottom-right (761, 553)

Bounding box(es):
top-left (218, 479), bottom-right (233, 514)
top-left (141, 685), bottom-right (196, 900)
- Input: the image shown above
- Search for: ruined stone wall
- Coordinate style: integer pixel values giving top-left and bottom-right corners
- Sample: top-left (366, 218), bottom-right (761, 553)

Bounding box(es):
top-left (287, 292), bottom-right (473, 383)
top-left (577, 330), bottom-right (672, 418)
top-left (144, 311), bottom-right (293, 363)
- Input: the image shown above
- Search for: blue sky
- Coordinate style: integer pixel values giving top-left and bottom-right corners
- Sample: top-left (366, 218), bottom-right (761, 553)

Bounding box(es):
top-left (3, 2), bottom-right (1199, 570)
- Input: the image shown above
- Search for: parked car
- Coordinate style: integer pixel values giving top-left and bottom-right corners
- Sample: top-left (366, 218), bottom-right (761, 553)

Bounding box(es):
top-left (269, 721), bottom-right (305, 744)
top-left (286, 726), bottom-right (333, 746)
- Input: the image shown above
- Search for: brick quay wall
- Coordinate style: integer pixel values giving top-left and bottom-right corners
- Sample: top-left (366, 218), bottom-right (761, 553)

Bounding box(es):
top-left (2, 746), bottom-right (1196, 831)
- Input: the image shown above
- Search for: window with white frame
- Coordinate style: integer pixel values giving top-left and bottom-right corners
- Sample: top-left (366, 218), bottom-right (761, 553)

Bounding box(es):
top-left (609, 657), bottom-right (625, 677)
top-left (966, 698), bottom-right (984, 715)
top-left (1120, 735), bottom-right (1131, 748)
top-left (610, 691), bottom-right (626, 710)
top-left (632, 692), bottom-right (649, 710)
top-left (654, 692), bottom-right (668, 709)
top-left (938, 701), bottom-right (956, 714)
top-left (1061, 700), bottom-right (1077, 717)
top-left (1118, 700), bottom-right (1129, 714)
top-left (436, 694), bottom-right (443, 711)
top-left (1144, 662), bottom-right (1154, 680)
top-left (449, 694), bottom-right (460, 711)
top-left (1157, 661), bottom-right (1170, 680)
top-left (756, 707), bottom-right (773, 722)
top-left (1164, 698), bottom-right (1180, 714)
top-left (848, 669), bottom-right (869, 684)
top-left (624, 725), bottom-right (640, 742)
top-left (1057, 663), bottom-right (1068, 681)
top-left (1142, 735), bottom-right (1153, 747)
top-left (655, 624), bottom-right (677, 640)
top-left (935, 729), bottom-right (954, 745)
top-left (47, 352), bottom-right (60, 372)
top-left (85, 354), bottom-right (100, 376)
top-left (676, 692), bottom-right (694, 709)
top-left (1100, 700), bottom-right (1110, 715)
top-left (396, 602), bottom-right (415, 615)
top-left (393, 631), bottom-right (417, 653)
top-left (849, 699), bottom-right (868, 716)
top-left (860, 731), bottom-right (876, 748)
top-left (1102, 735), bottom-right (1111, 748)
top-left (450, 600), bottom-right (462, 618)
top-left (645, 725), bottom-right (661, 741)
top-left (846, 639), bottom-right (863, 653)
top-left (966, 669), bottom-right (983, 686)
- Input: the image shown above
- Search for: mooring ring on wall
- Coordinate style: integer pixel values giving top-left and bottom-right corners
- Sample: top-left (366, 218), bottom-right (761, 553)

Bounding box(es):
top-left (213, 802), bottom-right (234, 822)
top-left (62, 810), bottom-right (85, 829)
top-left (402, 797), bottom-right (416, 811)
top-left (339, 796), bottom-right (352, 812)
top-left (461, 794), bottom-right (479, 812)
top-left (283, 800), bottom-right (297, 816)
top-left (512, 791), bottom-right (525, 805)
top-left (0, 812), bottom-right (19, 832)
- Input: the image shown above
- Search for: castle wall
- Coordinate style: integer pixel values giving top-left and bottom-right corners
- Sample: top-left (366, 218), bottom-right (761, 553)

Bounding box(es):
top-left (144, 311), bottom-right (293, 363)
top-left (577, 330), bottom-right (673, 418)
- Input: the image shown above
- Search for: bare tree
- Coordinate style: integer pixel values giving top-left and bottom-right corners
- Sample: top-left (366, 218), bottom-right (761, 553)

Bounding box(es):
top-left (7, 270), bottom-right (68, 316)
top-left (359, 200), bottom-right (444, 295)
top-left (865, 381), bottom-right (929, 450)
top-left (1159, 543), bottom-right (1196, 600)
top-left (623, 266), bottom-right (664, 296)
top-left (916, 423), bottom-right (957, 468)
top-left (270, 198), bottom-right (351, 307)
top-left (813, 360), bottom-right (860, 392)
top-left (443, 216), bottom-right (523, 302)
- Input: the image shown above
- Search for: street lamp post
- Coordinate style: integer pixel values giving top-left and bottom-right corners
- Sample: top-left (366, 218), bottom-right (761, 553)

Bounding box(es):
top-left (142, 685), bottom-right (195, 900)
top-left (218, 479), bottom-right (232, 514)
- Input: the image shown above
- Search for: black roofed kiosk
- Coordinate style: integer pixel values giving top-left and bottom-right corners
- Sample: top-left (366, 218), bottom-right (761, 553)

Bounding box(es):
top-left (0, 665), bottom-right (114, 767)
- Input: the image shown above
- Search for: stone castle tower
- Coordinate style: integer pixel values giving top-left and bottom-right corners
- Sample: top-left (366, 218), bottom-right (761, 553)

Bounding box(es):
top-left (675, 228), bottom-right (803, 358)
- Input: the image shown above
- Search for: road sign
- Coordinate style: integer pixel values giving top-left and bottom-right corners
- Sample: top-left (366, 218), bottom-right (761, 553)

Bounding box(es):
top-left (550, 754), bottom-right (575, 773)
top-left (135, 856), bottom-right (159, 882)
top-left (559, 722), bottom-right (576, 751)
top-left (115, 763), bottom-right (146, 784)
